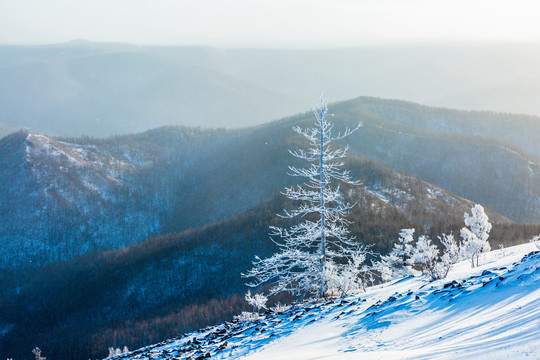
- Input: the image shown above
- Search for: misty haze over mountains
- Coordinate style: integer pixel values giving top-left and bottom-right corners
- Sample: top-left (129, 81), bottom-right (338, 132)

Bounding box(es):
top-left (2, 0), bottom-right (540, 359)
top-left (1, 96), bottom-right (538, 272)
top-left (2, 41), bottom-right (540, 137)
top-left (1, 38), bottom-right (540, 360)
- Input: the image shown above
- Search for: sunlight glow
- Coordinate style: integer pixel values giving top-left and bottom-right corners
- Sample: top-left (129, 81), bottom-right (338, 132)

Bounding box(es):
top-left (1, 0), bottom-right (539, 46)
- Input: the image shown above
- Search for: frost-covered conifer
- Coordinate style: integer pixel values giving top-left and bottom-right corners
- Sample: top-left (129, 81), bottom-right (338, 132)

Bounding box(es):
top-left (460, 204), bottom-right (491, 268)
top-left (243, 95), bottom-right (365, 298)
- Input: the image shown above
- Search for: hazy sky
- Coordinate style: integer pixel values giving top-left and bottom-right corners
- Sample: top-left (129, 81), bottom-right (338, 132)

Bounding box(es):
top-left (1, 0), bottom-right (540, 47)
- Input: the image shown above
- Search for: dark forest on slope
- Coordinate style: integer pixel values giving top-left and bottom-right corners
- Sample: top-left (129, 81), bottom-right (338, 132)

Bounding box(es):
top-left (2, 189), bottom-right (539, 359)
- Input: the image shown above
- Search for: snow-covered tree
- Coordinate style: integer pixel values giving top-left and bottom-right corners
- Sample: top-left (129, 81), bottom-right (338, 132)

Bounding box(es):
top-left (439, 233), bottom-right (460, 263)
top-left (460, 204), bottom-right (491, 268)
top-left (325, 244), bottom-right (373, 296)
top-left (243, 95), bottom-right (363, 298)
top-left (412, 235), bottom-right (440, 280)
top-left (378, 228), bottom-right (416, 281)
top-left (437, 233), bottom-right (460, 278)
top-left (381, 230), bottom-right (461, 282)
top-left (245, 290), bottom-right (268, 313)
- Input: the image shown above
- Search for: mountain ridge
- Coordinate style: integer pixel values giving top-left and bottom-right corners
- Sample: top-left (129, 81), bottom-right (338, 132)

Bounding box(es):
top-left (1, 116), bottom-right (520, 269)
top-left (4, 42), bottom-right (540, 136)
top-left (3, 92), bottom-right (539, 269)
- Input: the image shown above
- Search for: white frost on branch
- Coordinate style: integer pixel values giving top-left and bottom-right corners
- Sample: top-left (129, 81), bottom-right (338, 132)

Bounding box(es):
top-left (243, 95), bottom-right (368, 298)
top-left (437, 233), bottom-right (461, 278)
top-left (245, 290), bottom-right (268, 313)
top-left (460, 204), bottom-right (491, 268)
top-left (412, 236), bottom-right (440, 280)
top-left (378, 228), bottom-right (416, 281)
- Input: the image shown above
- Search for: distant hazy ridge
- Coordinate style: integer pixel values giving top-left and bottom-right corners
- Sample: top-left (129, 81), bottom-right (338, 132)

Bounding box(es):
top-left (2, 42), bottom-right (540, 137)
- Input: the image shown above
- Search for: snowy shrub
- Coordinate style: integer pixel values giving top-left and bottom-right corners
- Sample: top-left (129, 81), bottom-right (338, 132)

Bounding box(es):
top-left (383, 230), bottom-right (463, 282)
top-left (460, 204), bottom-right (491, 268)
top-left (108, 346), bottom-right (129, 357)
top-left (530, 235), bottom-right (540, 250)
top-left (412, 236), bottom-right (441, 280)
top-left (414, 233), bottom-right (466, 281)
top-left (498, 244), bottom-right (507, 257)
top-left (440, 234), bottom-right (460, 263)
top-left (378, 228), bottom-right (416, 281)
top-left (437, 233), bottom-right (461, 278)
top-left (234, 311), bottom-right (260, 322)
top-left (245, 290), bottom-right (268, 313)
top-left (271, 302), bottom-right (290, 314)
top-left (32, 348), bottom-right (46, 360)
top-left (325, 245), bottom-right (373, 296)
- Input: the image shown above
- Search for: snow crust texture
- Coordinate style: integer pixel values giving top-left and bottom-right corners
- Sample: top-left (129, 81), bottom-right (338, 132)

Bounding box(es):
top-left (107, 244), bottom-right (540, 360)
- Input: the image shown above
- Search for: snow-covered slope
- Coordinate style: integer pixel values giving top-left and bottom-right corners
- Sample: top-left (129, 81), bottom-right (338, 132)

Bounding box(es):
top-left (108, 243), bottom-right (540, 360)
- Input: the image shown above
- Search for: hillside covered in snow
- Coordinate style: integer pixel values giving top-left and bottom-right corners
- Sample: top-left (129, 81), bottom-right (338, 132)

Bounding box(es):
top-left (108, 243), bottom-right (540, 360)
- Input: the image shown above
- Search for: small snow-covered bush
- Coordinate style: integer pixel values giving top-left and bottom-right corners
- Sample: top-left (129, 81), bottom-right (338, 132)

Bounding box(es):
top-left (384, 230), bottom-right (463, 282)
top-left (32, 348), bottom-right (46, 360)
top-left (234, 311), bottom-right (260, 322)
top-left (108, 346), bottom-right (129, 357)
top-left (530, 235), bottom-right (540, 250)
top-left (412, 236), bottom-right (440, 280)
top-left (498, 244), bottom-right (507, 257)
top-left (271, 302), bottom-right (290, 314)
top-left (325, 245), bottom-right (373, 297)
top-left (378, 228), bottom-right (416, 281)
top-left (245, 290), bottom-right (267, 313)
top-left (437, 233), bottom-right (461, 278)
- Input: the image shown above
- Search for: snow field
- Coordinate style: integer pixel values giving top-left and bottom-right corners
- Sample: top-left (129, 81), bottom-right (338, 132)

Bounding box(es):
top-left (108, 243), bottom-right (540, 360)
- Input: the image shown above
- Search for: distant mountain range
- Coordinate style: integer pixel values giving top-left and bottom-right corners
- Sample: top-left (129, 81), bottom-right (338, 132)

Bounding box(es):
top-left (2, 40), bottom-right (540, 360)
top-left (1, 96), bottom-right (538, 269)
top-left (2, 42), bottom-right (540, 136)
top-left (1, 96), bottom-right (540, 359)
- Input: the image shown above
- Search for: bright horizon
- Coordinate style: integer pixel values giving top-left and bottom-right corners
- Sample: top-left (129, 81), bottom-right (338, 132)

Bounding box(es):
top-left (1, 0), bottom-right (540, 48)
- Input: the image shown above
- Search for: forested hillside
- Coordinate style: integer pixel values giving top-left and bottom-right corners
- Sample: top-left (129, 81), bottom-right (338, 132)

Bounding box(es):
top-left (1, 190), bottom-right (538, 360)
top-left (339, 98), bottom-right (540, 223)
top-left (1, 97), bottom-right (538, 269)
top-left (1, 96), bottom-right (539, 358)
